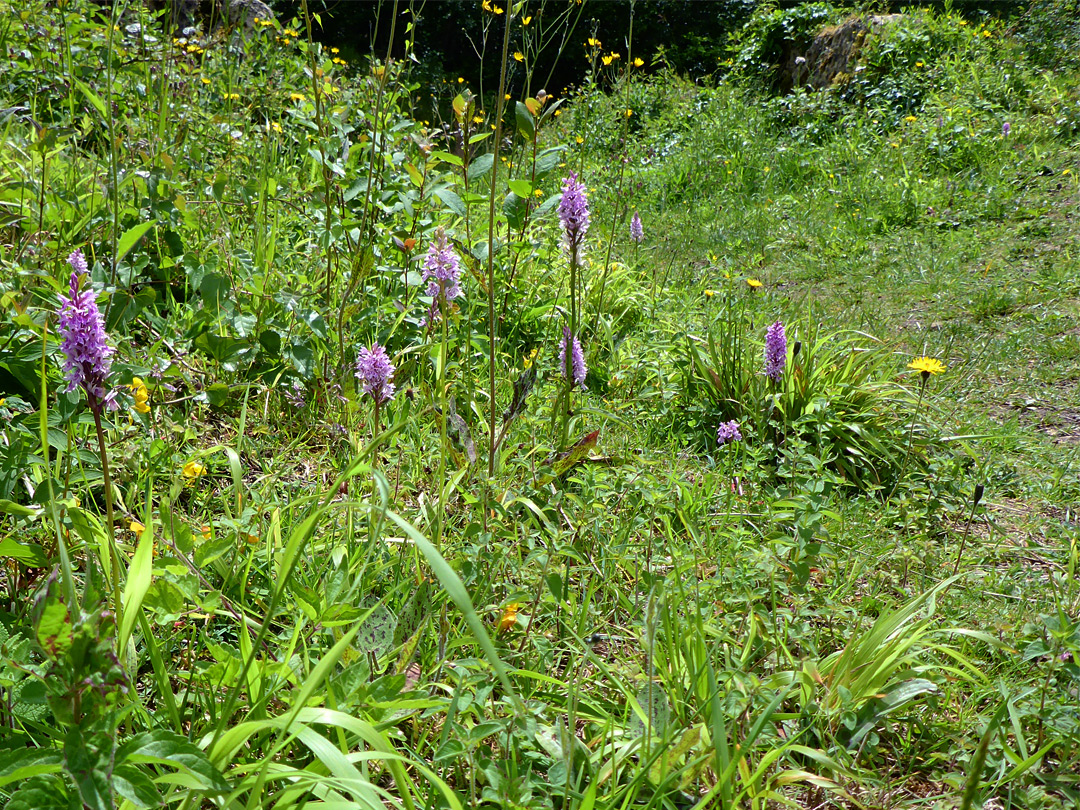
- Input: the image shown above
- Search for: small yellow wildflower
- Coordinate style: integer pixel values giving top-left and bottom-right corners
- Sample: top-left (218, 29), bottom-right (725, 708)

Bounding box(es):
top-left (331, 46), bottom-right (340, 53)
top-left (575, 136), bottom-right (584, 144)
top-left (504, 93), bottom-right (511, 100)
top-left (281, 38), bottom-right (291, 45)
top-left (182, 461), bottom-right (206, 479)
top-left (704, 289), bottom-right (715, 299)
top-left (271, 121), bottom-right (283, 133)
top-left (533, 188), bottom-right (543, 197)
top-left (587, 37), bottom-right (601, 48)
top-left (904, 115), bottom-right (917, 123)
top-left (908, 357), bottom-right (946, 377)
top-left (226, 92), bottom-right (240, 101)
top-left (472, 114), bottom-right (484, 124)
top-left (747, 278), bottom-right (763, 289)
top-left (1065, 168), bottom-right (1073, 176)
top-left (523, 348), bottom-right (539, 369)
top-left (130, 519), bottom-right (145, 536)
top-left (513, 51), bottom-right (524, 62)
top-left (498, 603), bottom-right (520, 633)
top-left (290, 92), bottom-right (306, 102)
top-left (201, 76), bottom-right (211, 85)
top-left (625, 108), bottom-right (633, 117)
top-left (523, 15), bottom-right (531, 25)
top-left (130, 377), bottom-right (150, 414)
top-left (458, 77), bottom-right (465, 83)
top-left (602, 55), bottom-right (613, 66)
top-left (633, 57), bottom-right (644, 67)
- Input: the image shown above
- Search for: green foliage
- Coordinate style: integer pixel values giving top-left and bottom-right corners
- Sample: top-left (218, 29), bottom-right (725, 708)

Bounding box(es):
top-left (728, 2), bottom-right (842, 91)
top-left (1, 0), bottom-right (1079, 807)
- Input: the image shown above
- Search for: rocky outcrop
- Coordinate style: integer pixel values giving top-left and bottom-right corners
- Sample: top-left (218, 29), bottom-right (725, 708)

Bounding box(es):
top-left (149, 0), bottom-right (274, 36)
top-left (781, 14), bottom-right (903, 92)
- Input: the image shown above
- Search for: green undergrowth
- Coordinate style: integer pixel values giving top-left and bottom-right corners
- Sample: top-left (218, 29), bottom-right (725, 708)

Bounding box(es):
top-left (1, 0), bottom-right (1079, 808)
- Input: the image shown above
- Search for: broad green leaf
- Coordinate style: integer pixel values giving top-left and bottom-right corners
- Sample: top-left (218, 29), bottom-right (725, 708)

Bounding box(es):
top-left (0, 538), bottom-right (48, 566)
top-left (116, 222), bottom-right (155, 265)
top-left (507, 178), bottom-right (533, 198)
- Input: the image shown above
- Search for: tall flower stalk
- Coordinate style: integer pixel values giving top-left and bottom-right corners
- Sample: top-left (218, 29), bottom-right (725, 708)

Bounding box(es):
top-left (58, 249), bottom-right (121, 609)
top-left (558, 171), bottom-right (590, 337)
top-left (423, 229), bottom-right (464, 546)
top-left (555, 173), bottom-right (591, 451)
top-left (355, 342), bottom-right (396, 439)
top-left (486, 3), bottom-right (513, 477)
top-left (889, 356), bottom-right (946, 500)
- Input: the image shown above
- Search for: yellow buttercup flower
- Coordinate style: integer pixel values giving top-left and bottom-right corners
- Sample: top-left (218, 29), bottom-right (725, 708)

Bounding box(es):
top-left (908, 357), bottom-right (946, 377)
top-left (747, 278), bottom-right (763, 289)
top-left (522, 15), bottom-right (531, 25)
top-left (587, 37), bottom-right (601, 48)
top-left (704, 289), bottom-right (715, 298)
top-left (513, 51), bottom-right (524, 62)
top-left (290, 92), bottom-right (306, 102)
top-left (601, 55), bottom-right (613, 66)
top-left (633, 57), bottom-right (644, 67)
top-left (130, 519), bottom-right (145, 536)
top-left (472, 114), bottom-right (484, 124)
top-left (330, 46), bottom-right (340, 54)
top-left (182, 461), bottom-right (206, 479)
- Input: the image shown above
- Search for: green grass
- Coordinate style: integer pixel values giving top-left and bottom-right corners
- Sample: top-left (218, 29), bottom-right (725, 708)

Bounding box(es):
top-left (1, 0), bottom-right (1080, 808)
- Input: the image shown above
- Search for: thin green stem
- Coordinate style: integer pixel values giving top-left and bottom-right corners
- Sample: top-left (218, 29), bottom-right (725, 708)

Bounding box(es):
top-left (486, 6), bottom-right (512, 476)
top-left (91, 404), bottom-right (121, 618)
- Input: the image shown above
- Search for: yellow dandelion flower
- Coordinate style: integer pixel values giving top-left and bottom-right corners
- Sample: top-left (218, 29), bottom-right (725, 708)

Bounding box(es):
top-left (907, 357), bottom-right (946, 377)
top-left (182, 461), bottom-right (206, 479)
top-left (472, 114), bottom-right (484, 124)
top-left (904, 115), bottom-right (917, 122)
top-left (747, 278), bottom-right (763, 289)
top-left (514, 51), bottom-right (524, 62)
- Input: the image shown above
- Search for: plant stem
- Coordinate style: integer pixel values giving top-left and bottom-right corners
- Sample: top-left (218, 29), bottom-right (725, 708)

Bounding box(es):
top-left (486, 3), bottom-right (512, 477)
top-left (91, 403), bottom-right (121, 617)
top-left (889, 375), bottom-right (927, 501)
